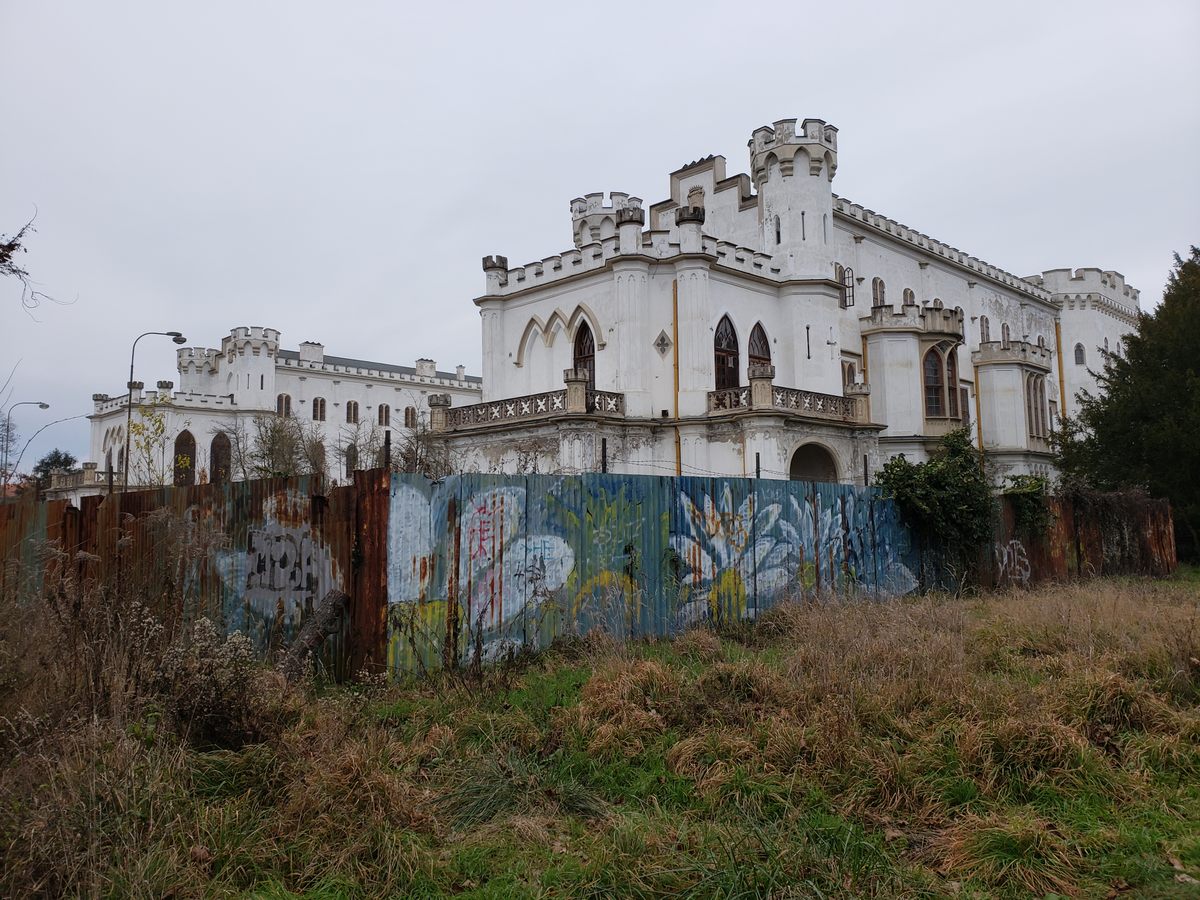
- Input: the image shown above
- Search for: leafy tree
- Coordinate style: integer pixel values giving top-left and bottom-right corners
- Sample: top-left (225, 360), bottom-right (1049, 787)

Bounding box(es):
top-left (1053, 248), bottom-right (1200, 560)
top-left (876, 428), bottom-right (996, 580)
top-left (32, 449), bottom-right (77, 482)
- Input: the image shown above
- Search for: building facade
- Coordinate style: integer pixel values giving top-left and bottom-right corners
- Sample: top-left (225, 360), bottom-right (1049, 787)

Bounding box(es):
top-left (73, 326), bottom-right (481, 496)
top-left (431, 117), bottom-right (1139, 484)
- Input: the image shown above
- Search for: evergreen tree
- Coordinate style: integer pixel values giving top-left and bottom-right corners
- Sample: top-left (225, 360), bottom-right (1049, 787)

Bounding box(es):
top-left (1054, 247), bottom-right (1200, 560)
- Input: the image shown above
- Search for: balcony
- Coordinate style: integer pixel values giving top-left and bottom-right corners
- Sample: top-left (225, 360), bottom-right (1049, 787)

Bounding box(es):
top-left (434, 369), bottom-right (625, 433)
top-left (707, 367), bottom-right (866, 425)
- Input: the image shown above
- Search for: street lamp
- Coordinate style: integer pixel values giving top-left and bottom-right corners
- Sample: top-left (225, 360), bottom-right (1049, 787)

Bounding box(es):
top-left (122, 331), bottom-right (187, 490)
top-left (2, 400), bottom-right (50, 488)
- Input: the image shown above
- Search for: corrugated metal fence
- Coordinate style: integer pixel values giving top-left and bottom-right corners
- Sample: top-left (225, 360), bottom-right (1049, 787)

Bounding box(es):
top-left (0, 470), bottom-right (1178, 677)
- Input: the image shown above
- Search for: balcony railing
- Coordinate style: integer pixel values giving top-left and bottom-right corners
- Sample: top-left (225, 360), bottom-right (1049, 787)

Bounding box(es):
top-left (441, 387), bottom-right (626, 431)
top-left (587, 390), bottom-right (625, 415)
top-left (707, 384), bottom-right (861, 424)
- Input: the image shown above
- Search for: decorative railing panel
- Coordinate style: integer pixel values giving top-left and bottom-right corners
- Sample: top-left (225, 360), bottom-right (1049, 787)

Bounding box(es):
top-left (446, 390), bottom-right (568, 429)
top-left (708, 388), bottom-right (750, 411)
top-left (587, 390), bottom-right (625, 415)
top-left (772, 388), bottom-right (857, 422)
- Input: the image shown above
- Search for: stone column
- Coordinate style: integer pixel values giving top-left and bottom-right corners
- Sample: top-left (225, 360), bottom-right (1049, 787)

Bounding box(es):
top-left (428, 393), bottom-right (451, 433)
top-left (563, 369), bottom-right (589, 414)
top-left (846, 382), bottom-right (872, 424)
top-left (749, 364), bottom-right (776, 410)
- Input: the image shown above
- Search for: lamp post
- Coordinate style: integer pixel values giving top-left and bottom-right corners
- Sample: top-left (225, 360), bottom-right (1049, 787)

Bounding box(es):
top-left (122, 331), bottom-right (187, 491)
top-left (2, 400), bottom-right (50, 488)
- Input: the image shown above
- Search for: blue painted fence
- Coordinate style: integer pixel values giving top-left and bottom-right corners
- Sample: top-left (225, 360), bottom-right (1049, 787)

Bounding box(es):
top-left (386, 473), bottom-right (918, 674)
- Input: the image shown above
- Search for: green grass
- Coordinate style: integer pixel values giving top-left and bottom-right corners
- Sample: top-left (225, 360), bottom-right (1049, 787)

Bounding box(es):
top-left (3, 579), bottom-right (1199, 897)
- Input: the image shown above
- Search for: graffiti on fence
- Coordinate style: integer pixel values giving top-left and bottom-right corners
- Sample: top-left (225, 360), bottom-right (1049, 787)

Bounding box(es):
top-left (386, 473), bottom-right (919, 673)
top-left (995, 538), bottom-right (1031, 585)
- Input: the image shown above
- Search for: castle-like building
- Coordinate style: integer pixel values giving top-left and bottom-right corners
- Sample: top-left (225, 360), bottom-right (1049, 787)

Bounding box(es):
top-left (424, 117), bottom-right (1139, 484)
top-left (65, 327), bottom-right (480, 497)
top-left (62, 117), bottom-right (1139, 499)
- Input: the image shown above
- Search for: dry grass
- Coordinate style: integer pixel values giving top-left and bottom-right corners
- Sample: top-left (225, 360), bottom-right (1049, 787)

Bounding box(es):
top-left (0, 572), bottom-right (1198, 896)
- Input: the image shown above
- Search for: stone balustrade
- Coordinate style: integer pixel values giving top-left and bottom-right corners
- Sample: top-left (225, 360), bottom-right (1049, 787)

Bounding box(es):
top-left (440, 386), bottom-right (626, 432)
top-left (707, 380), bottom-right (862, 424)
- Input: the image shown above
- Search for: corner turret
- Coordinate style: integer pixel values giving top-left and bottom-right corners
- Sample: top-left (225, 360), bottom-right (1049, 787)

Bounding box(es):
top-left (570, 192), bottom-right (643, 248)
top-left (749, 118), bottom-right (838, 278)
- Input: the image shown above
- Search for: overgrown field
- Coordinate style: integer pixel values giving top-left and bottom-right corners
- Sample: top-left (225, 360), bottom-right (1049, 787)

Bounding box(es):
top-left (2, 575), bottom-right (1199, 898)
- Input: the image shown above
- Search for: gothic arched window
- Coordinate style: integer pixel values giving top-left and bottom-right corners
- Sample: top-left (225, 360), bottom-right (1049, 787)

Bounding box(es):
top-left (840, 266), bottom-right (856, 309)
top-left (871, 277), bottom-right (885, 306)
top-left (946, 349), bottom-right (959, 418)
top-left (378, 403), bottom-right (390, 426)
top-left (346, 400), bottom-right (359, 424)
top-left (923, 348), bottom-right (945, 417)
top-left (748, 323), bottom-right (771, 369)
top-left (1001, 323), bottom-right (1011, 349)
top-left (404, 406), bottom-right (417, 428)
top-left (276, 393), bottom-right (291, 417)
top-left (903, 288), bottom-right (915, 305)
top-left (210, 432), bottom-right (231, 485)
top-left (1074, 343), bottom-right (1086, 365)
top-left (714, 315), bottom-right (739, 390)
top-left (312, 397), bottom-right (326, 421)
top-left (980, 315), bottom-right (991, 344)
top-left (173, 430), bottom-right (196, 487)
top-left (573, 322), bottom-right (596, 391)
top-left (344, 443), bottom-right (358, 474)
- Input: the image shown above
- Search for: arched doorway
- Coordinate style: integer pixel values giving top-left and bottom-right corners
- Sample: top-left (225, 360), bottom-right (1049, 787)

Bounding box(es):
top-left (173, 430), bottom-right (196, 487)
top-left (210, 432), bottom-right (231, 485)
top-left (789, 443), bottom-right (838, 483)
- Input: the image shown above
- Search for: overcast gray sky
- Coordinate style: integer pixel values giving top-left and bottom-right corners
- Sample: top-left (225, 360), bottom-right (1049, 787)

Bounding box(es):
top-left (2, 0), bottom-right (1197, 471)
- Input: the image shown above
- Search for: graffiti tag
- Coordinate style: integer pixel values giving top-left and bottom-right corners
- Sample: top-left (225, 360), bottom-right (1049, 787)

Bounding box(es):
top-left (995, 539), bottom-right (1031, 584)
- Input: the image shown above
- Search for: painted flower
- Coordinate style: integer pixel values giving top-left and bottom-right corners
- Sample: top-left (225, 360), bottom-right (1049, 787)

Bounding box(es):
top-left (669, 484), bottom-right (790, 627)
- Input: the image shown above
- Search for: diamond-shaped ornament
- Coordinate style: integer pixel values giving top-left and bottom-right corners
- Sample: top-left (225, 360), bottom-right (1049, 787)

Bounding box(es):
top-left (653, 330), bottom-right (673, 357)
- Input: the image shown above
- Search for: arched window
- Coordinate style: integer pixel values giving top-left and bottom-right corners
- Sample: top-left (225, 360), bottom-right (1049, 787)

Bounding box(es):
top-left (980, 315), bottom-right (991, 343)
top-left (173, 430), bottom-right (196, 487)
top-left (871, 277), bottom-right (885, 306)
top-left (840, 266), bottom-right (855, 309)
top-left (946, 349), bottom-right (959, 418)
top-left (104, 449), bottom-right (113, 476)
top-left (573, 322), bottom-right (596, 391)
top-left (210, 432), bottom-right (231, 485)
top-left (748, 323), bottom-right (771, 369)
top-left (1037, 377), bottom-right (1047, 437)
top-left (1074, 343), bottom-right (1086, 365)
top-left (404, 406), bottom-right (417, 428)
top-left (842, 361), bottom-right (857, 391)
top-left (714, 315), bottom-right (739, 390)
top-left (276, 393), bottom-right (291, 417)
top-left (312, 397), bottom-right (326, 421)
top-left (903, 288), bottom-right (915, 305)
top-left (378, 403), bottom-right (390, 426)
top-left (1037, 335), bottom-right (1046, 350)
top-left (1104, 337), bottom-right (1109, 352)
top-left (774, 215), bottom-right (781, 245)
top-left (346, 400), bottom-right (359, 424)
top-left (344, 443), bottom-right (358, 474)
top-left (1001, 323), bottom-right (1011, 349)
top-left (923, 348), bottom-right (944, 417)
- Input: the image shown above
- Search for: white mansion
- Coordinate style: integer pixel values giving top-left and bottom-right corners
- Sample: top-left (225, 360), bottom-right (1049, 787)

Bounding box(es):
top-left (425, 117), bottom-right (1140, 484)
top-left (65, 327), bottom-right (481, 497)
top-left (62, 117), bottom-right (1139, 497)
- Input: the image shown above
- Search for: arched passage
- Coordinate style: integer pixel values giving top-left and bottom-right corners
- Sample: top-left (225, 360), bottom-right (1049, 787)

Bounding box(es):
top-left (789, 443), bottom-right (838, 483)
top-left (210, 432), bottom-right (231, 485)
top-left (174, 430), bottom-right (196, 487)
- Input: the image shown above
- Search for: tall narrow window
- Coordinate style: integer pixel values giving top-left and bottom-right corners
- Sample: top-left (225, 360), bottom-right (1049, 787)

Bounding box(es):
top-left (573, 322), bottom-right (596, 391)
top-left (404, 406), bottom-right (417, 428)
top-left (1037, 377), bottom-right (1047, 437)
top-left (748, 323), bottom-right (771, 369)
top-left (312, 397), bottom-right (326, 421)
top-left (378, 403), bottom-right (390, 426)
top-left (1104, 337), bottom-right (1109, 352)
top-left (840, 266), bottom-right (855, 309)
top-left (980, 315), bottom-right (990, 343)
top-left (946, 349), bottom-right (959, 418)
top-left (1074, 343), bottom-right (1086, 365)
top-left (1001, 323), bottom-right (1011, 349)
top-left (714, 315), bottom-right (740, 390)
top-left (871, 277), bottom-right (886, 306)
top-left (903, 288), bottom-right (915, 305)
top-left (210, 432), bottom-right (231, 485)
top-left (923, 348), bottom-right (944, 417)
top-left (346, 400), bottom-right (359, 424)
top-left (842, 361), bottom-right (857, 391)
top-left (276, 393), bottom-right (291, 417)
top-left (1026, 376), bottom-right (1037, 439)
top-left (774, 216), bottom-right (781, 245)
top-left (345, 443), bottom-right (358, 474)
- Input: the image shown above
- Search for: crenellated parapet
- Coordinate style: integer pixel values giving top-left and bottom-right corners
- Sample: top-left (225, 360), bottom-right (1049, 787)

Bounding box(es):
top-left (972, 340), bottom-right (1054, 372)
top-left (1027, 268), bottom-right (1140, 323)
top-left (176, 346), bottom-right (222, 374)
top-left (859, 298), bottom-right (965, 340)
top-left (221, 326), bottom-right (280, 360)
top-left (834, 197), bottom-right (1054, 304)
top-left (749, 117), bottom-right (838, 186)
top-left (570, 192), bottom-right (643, 248)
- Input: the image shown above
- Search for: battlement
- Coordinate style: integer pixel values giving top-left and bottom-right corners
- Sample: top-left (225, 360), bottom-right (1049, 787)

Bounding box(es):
top-left (571, 193), bottom-right (643, 248)
top-left (569, 192), bottom-right (642, 219)
top-left (972, 340), bottom-right (1054, 372)
top-left (859, 298), bottom-right (965, 339)
top-left (1027, 267), bottom-right (1141, 314)
top-left (221, 325), bottom-right (280, 358)
top-left (749, 118), bottom-right (838, 185)
top-left (833, 196), bottom-right (1054, 305)
top-left (176, 346), bottom-right (222, 374)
